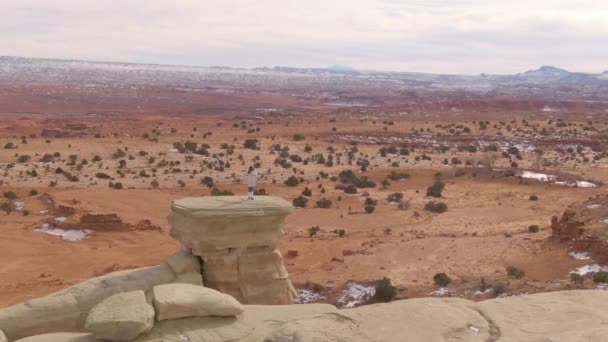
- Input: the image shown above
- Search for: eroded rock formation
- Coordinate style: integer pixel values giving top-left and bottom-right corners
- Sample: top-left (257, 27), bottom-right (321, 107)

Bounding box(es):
top-left (169, 196), bottom-right (296, 304)
top-left (551, 196), bottom-right (608, 263)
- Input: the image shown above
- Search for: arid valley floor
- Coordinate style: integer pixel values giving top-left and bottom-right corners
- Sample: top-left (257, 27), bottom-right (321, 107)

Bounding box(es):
top-left (1, 58), bottom-right (608, 309)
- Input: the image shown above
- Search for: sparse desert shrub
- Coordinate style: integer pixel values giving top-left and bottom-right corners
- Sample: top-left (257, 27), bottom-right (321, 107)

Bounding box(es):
top-left (0, 202), bottom-right (16, 215)
top-left (29, 189), bottom-right (38, 196)
top-left (593, 272), bottom-right (608, 284)
top-left (343, 185), bottom-right (358, 194)
top-left (3, 191), bottom-right (17, 200)
top-left (284, 175), bottom-right (300, 187)
top-left (243, 139), bottom-right (259, 150)
top-left (424, 201), bottom-right (448, 213)
top-left (433, 273), bottom-right (452, 287)
top-left (316, 198), bottom-right (332, 209)
top-left (426, 181), bottom-right (445, 198)
top-left (365, 198), bottom-right (378, 206)
top-left (529, 194), bottom-right (539, 201)
top-left (201, 176), bottom-right (215, 188)
top-left (17, 155), bottom-right (31, 163)
top-left (151, 180), bottom-right (159, 188)
top-left (22, 210), bottom-right (30, 216)
top-left (386, 192), bottom-right (403, 203)
top-left (293, 134), bottom-right (305, 141)
top-left (112, 149), bottom-right (126, 159)
top-left (210, 188), bottom-right (234, 196)
top-left (338, 169), bottom-right (376, 188)
top-left (333, 229), bottom-right (345, 237)
top-left (570, 273), bottom-right (584, 285)
top-left (112, 182), bottom-right (123, 190)
top-left (387, 171), bottom-right (410, 181)
top-left (528, 225), bottom-right (540, 233)
top-left (373, 277), bottom-right (397, 303)
top-left (365, 205), bottom-right (375, 214)
top-left (506, 266), bottom-right (525, 279)
top-left (302, 187), bottom-right (312, 196)
top-left (308, 225), bottom-right (320, 237)
top-left (292, 196), bottom-right (308, 208)
top-left (254, 188), bottom-right (267, 195)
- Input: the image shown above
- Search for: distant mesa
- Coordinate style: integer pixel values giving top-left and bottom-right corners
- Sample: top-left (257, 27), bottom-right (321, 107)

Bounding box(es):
top-left (522, 65), bottom-right (570, 76)
top-left (326, 64), bottom-right (357, 72)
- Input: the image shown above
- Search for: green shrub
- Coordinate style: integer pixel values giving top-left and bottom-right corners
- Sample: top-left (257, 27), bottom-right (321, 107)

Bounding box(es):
top-left (433, 273), bottom-right (452, 287)
top-left (308, 225), bottom-right (320, 237)
top-left (506, 266), bottom-right (525, 279)
top-left (528, 225), bottom-right (540, 233)
top-left (284, 175), bottom-right (300, 187)
top-left (373, 277), bottom-right (397, 303)
top-left (316, 198), bottom-right (332, 208)
top-left (529, 194), bottom-right (539, 201)
top-left (302, 187), bottom-right (312, 196)
top-left (570, 273), bottom-right (584, 285)
top-left (365, 198), bottom-right (378, 206)
top-left (426, 181), bottom-right (445, 197)
top-left (365, 205), bottom-right (375, 214)
top-left (593, 272), bottom-right (608, 284)
top-left (292, 196), bottom-right (308, 208)
top-left (95, 172), bottom-right (111, 179)
top-left (424, 201), bottom-right (448, 213)
top-left (3, 191), bottom-right (17, 200)
top-left (29, 189), bottom-right (38, 196)
top-left (201, 176), bottom-right (215, 188)
top-left (344, 185), bottom-right (357, 194)
top-left (210, 188), bottom-right (234, 196)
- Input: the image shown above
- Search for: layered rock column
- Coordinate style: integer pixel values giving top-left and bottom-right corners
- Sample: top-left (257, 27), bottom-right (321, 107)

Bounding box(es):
top-left (169, 196), bottom-right (296, 304)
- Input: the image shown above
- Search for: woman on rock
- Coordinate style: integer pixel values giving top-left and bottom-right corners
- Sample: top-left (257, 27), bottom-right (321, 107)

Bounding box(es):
top-left (247, 166), bottom-right (256, 200)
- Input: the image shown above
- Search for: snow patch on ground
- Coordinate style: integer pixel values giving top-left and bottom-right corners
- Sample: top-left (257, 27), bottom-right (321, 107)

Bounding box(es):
top-left (294, 289), bottom-right (326, 304)
top-left (54, 217), bottom-right (67, 222)
top-left (569, 251), bottom-right (591, 260)
top-left (521, 171), bottom-right (556, 182)
top-left (13, 201), bottom-right (24, 212)
top-left (34, 224), bottom-right (92, 242)
top-left (336, 283), bottom-right (375, 308)
top-left (570, 264), bottom-right (608, 276)
top-left (430, 287), bottom-right (452, 297)
top-left (587, 204), bottom-right (602, 209)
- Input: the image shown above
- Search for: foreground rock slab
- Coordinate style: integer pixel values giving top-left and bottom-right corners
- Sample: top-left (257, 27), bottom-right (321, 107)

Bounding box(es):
top-left (84, 291), bottom-right (154, 341)
top-left (153, 283), bottom-right (244, 321)
top-left (14, 290), bottom-right (608, 342)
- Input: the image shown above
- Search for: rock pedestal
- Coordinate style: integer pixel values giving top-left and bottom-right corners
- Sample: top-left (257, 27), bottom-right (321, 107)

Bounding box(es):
top-left (169, 196), bottom-right (296, 304)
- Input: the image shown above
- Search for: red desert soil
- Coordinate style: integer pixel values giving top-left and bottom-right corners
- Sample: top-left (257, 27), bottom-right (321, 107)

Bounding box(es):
top-left (0, 111), bottom-right (607, 307)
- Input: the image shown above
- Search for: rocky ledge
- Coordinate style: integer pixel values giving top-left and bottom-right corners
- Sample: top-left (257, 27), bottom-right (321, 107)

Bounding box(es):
top-left (2, 290), bottom-right (608, 342)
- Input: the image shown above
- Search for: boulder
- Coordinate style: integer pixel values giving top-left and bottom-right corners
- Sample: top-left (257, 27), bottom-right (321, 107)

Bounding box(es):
top-left (51, 264), bottom-right (176, 325)
top-left (153, 283), bottom-right (243, 321)
top-left (84, 291), bottom-right (154, 342)
top-left (0, 293), bottom-right (81, 341)
top-left (164, 249), bottom-right (201, 275)
top-left (14, 333), bottom-right (96, 342)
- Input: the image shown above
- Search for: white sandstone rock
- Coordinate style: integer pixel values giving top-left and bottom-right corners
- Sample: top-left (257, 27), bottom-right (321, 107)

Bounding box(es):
top-left (152, 283), bottom-right (244, 321)
top-left (165, 249), bottom-right (201, 275)
top-left (0, 329), bottom-right (7, 342)
top-left (175, 272), bottom-right (204, 285)
top-left (84, 291), bottom-right (154, 341)
top-left (14, 333), bottom-right (96, 342)
top-left (0, 293), bottom-right (81, 341)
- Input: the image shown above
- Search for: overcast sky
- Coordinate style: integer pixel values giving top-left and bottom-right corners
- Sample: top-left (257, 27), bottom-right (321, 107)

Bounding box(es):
top-left (1, 0), bottom-right (607, 74)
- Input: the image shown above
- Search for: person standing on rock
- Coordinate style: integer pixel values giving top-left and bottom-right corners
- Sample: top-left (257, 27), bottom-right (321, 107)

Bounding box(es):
top-left (247, 166), bottom-right (256, 200)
